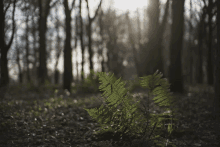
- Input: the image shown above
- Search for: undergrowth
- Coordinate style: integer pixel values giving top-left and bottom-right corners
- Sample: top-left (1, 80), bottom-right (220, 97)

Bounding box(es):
top-left (0, 71), bottom-right (218, 146)
top-left (84, 70), bottom-right (179, 147)
top-left (73, 70), bottom-right (100, 94)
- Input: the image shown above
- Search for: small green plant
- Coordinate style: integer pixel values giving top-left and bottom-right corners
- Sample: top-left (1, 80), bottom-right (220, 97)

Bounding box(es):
top-left (84, 70), bottom-right (178, 146)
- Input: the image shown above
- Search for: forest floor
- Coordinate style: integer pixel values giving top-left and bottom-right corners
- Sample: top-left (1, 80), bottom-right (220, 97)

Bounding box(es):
top-left (0, 83), bottom-right (219, 147)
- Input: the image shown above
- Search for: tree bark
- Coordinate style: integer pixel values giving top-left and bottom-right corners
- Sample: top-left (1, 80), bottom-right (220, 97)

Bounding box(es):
top-left (38, 0), bottom-right (50, 85)
top-left (15, 32), bottom-right (22, 84)
top-left (207, 0), bottom-right (214, 85)
top-left (147, 0), bottom-right (160, 75)
top-left (79, 0), bottom-right (85, 81)
top-left (54, 6), bottom-right (62, 85)
top-left (213, 0), bottom-right (220, 120)
top-left (0, 0), bottom-right (16, 87)
top-left (74, 15), bottom-right (78, 83)
top-left (31, 10), bottom-right (38, 85)
top-left (197, 6), bottom-right (207, 84)
top-left (25, 2), bottom-right (31, 82)
top-left (189, 0), bottom-right (193, 84)
top-left (63, 0), bottom-right (76, 92)
top-left (155, 0), bottom-right (170, 76)
top-left (169, 0), bottom-right (185, 93)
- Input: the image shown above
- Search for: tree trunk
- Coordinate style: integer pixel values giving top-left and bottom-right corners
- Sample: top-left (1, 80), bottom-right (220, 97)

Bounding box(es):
top-left (1, 49), bottom-right (9, 86)
top-left (169, 0), bottom-right (185, 93)
top-left (147, 0), bottom-right (160, 75)
top-left (136, 9), bottom-right (142, 76)
top-left (207, 0), bottom-right (214, 85)
top-left (38, 0), bottom-right (50, 85)
top-left (85, 0), bottom-right (102, 78)
top-left (155, 0), bottom-right (170, 76)
top-left (63, 0), bottom-right (75, 92)
top-left (197, 7), bottom-right (206, 84)
top-left (189, 0), bottom-right (193, 84)
top-left (87, 21), bottom-right (94, 75)
top-left (0, 0), bottom-right (16, 87)
top-left (25, 7), bottom-right (31, 83)
top-left (0, 0), bottom-right (4, 86)
top-left (98, 9), bottom-right (105, 73)
top-left (213, 0), bottom-right (220, 120)
top-left (15, 32), bottom-right (22, 84)
top-left (31, 12), bottom-right (38, 85)
top-left (79, 0), bottom-right (85, 81)
top-left (54, 6), bottom-right (62, 85)
top-left (55, 69), bottom-right (59, 84)
top-left (74, 15), bottom-right (78, 83)
top-left (106, 48), bottom-right (110, 73)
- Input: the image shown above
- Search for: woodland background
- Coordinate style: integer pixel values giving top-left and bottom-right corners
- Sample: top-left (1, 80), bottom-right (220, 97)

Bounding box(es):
top-left (0, 0), bottom-right (218, 91)
top-left (1, 0), bottom-right (220, 113)
top-left (0, 0), bottom-right (220, 146)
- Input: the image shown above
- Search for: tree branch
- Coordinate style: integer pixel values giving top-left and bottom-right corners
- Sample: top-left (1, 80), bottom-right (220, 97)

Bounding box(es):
top-left (4, 0), bottom-right (12, 14)
top-left (85, 0), bottom-right (102, 22)
top-left (85, 0), bottom-right (90, 19)
top-left (159, 0), bottom-right (170, 30)
top-left (49, 0), bottom-right (60, 9)
top-left (6, 0), bottom-right (16, 52)
top-left (91, 0), bottom-right (102, 22)
top-left (202, 0), bottom-right (207, 8)
top-left (70, 0), bottom-right (76, 11)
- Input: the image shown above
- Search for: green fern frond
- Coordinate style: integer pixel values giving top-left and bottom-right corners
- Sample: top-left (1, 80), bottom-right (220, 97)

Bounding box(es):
top-left (140, 70), bottom-right (176, 110)
top-left (84, 72), bottom-right (146, 136)
top-left (84, 70), bottom-right (178, 145)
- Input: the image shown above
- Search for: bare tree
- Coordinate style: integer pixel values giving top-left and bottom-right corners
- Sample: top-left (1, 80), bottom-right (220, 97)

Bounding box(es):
top-left (79, 0), bottom-right (85, 81)
top-left (154, 0), bottom-right (170, 75)
top-left (206, 0), bottom-right (216, 85)
top-left (98, 8), bottom-right (105, 73)
top-left (15, 30), bottom-right (22, 84)
top-left (63, 0), bottom-right (76, 92)
top-left (85, 0), bottom-right (102, 78)
top-left (54, 5), bottom-right (62, 85)
top-left (145, 0), bottom-right (159, 75)
top-left (213, 0), bottom-right (220, 120)
top-left (38, 0), bottom-right (58, 85)
top-left (30, 4), bottom-right (38, 85)
top-left (0, 0), bottom-right (17, 87)
top-left (74, 14), bottom-right (79, 83)
top-left (196, 6), bottom-right (207, 84)
top-left (169, 0), bottom-right (185, 93)
top-left (187, 0), bottom-right (193, 84)
top-left (24, 0), bottom-right (31, 82)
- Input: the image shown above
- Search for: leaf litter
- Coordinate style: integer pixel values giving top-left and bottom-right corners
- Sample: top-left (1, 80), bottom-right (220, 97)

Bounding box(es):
top-left (0, 84), bottom-right (219, 147)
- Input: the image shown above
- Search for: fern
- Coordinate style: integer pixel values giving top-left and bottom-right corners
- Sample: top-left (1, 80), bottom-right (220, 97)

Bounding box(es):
top-left (84, 72), bottom-right (146, 136)
top-left (84, 70), bottom-right (178, 146)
